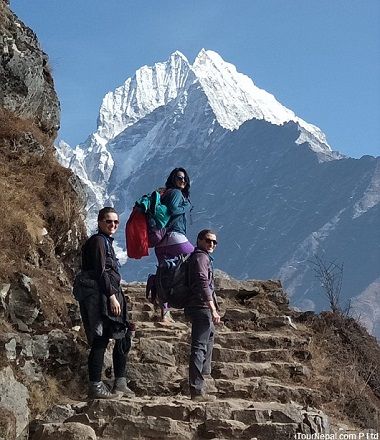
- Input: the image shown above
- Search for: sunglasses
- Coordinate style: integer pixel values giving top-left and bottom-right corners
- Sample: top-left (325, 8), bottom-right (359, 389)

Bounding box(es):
top-left (204, 238), bottom-right (217, 246)
top-left (104, 219), bottom-right (119, 225)
top-left (175, 175), bottom-right (186, 182)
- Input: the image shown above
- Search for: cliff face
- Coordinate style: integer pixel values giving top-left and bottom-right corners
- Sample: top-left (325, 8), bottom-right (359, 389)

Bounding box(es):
top-left (0, 1), bottom-right (59, 136)
top-left (0, 3), bottom-right (87, 438)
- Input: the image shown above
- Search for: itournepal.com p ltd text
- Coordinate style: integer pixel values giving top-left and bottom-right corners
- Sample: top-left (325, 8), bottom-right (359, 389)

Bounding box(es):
top-left (294, 432), bottom-right (379, 440)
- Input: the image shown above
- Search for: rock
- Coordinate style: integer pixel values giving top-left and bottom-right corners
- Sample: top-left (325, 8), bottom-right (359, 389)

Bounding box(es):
top-left (102, 415), bottom-right (191, 440)
top-left (42, 404), bottom-right (75, 423)
top-left (32, 334), bottom-right (49, 360)
top-left (139, 338), bottom-right (176, 366)
top-left (222, 308), bottom-right (260, 323)
top-left (0, 283), bottom-right (10, 312)
top-left (142, 401), bottom-right (197, 421)
top-left (0, 366), bottom-right (29, 438)
top-left (0, 4), bottom-right (60, 135)
top-left (259, 315), bottom-right (297, 329)
top-left (7, 275), bottom-right (40, 331)
top-left (4, 335), bottom-right (17, 360)
top-left (128, 363), bottom-right (181, 394)
top-left (198, 418), bottom-right (248, 439)
top-left (244, 421), bottom-right (298, 439)
top-left (31, 422), bottom-right (96, 440)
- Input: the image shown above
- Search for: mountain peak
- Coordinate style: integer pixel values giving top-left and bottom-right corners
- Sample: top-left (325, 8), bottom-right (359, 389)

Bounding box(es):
top-left (169, 50), bottom-right (189, 63)
top-left (91, 49), bottom-right (331, 155)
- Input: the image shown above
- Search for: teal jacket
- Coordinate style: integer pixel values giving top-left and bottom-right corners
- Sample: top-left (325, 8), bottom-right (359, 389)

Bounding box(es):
top-left (161, 188), bottom-right (192, 235)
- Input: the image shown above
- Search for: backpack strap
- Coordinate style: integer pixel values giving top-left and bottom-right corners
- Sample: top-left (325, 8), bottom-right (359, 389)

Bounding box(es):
top-left (98, 233), bottom-right (112, 256)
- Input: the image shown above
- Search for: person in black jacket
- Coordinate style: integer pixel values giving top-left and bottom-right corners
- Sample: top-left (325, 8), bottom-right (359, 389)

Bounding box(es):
top-left (79, 207), bottom-right (134, 400)
top-left (184, 229), bottom-right (221, 402)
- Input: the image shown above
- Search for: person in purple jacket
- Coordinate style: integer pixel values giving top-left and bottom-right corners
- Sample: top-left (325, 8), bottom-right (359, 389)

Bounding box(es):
top-left (184, 229), bottom-right (221, 401)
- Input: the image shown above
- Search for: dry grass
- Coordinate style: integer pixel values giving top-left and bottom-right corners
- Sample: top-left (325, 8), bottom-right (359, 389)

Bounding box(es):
top-left (308, 312), bottom-right (380, 429)
top-left (0, 109), bottom-right (86, 281)
top-left (0, 108), bottom-right (50, 147)
top-left (28, 376), bottom-right (61, 419)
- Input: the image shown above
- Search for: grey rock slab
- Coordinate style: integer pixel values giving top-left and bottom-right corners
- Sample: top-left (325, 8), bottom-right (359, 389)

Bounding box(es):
top-left (0, 366), bottom-right (29, 438)
top-left (213, 345), bottom-right (251, 363)
top-left (138, 338), bottom-right (176, 366)
top-left (259, 315), bottom-right (298, 329)
top-left (249, 348), bottom-right (293, 363)
top-left (142, 401), bottom-right (201, 422)
top-left (31, 422), bottom-right (96, 440)
top-left (0, 283), bottom-right (10, 312)
top-left (7, 281), bottom-right (40, 330)
top-left (198, 418), bottom-right (248, 439)
top-left (212, 361), bottom-right (301, 380)
top-left (222, 308), bottom-right (260, 322)
top-left (128, 364), bottom-right (182, 393)
top-left (42, 404), bottom-right (75, 423)
top-left (136, 338), bottom-right (176, 366)
top-left (215, 331), bottom-right (308, 350)
top-left (101, 415), bottom-right (192, 440)
top-left (244, 422), bottom-right (299, 440)
top-left (83, 398), bottom-right (144, 420)
top-left (0, 6), bottom-right (60, 134)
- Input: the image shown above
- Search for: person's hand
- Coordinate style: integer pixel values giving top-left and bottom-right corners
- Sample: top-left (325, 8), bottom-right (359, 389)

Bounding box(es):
top-left (211, 310), bottom-right (221, 325)
top-left (109, 294), bottom-right (121, 316)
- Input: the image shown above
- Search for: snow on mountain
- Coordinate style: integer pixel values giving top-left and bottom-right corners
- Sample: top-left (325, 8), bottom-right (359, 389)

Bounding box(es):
top-left (192, 49), bottom-right (330, 153)
top-left (56, 49), bottom-right (380, 338)
top-left (97, 51), bottom-right (192, 143)
top-left (353, 159), bottom-right (380, 219)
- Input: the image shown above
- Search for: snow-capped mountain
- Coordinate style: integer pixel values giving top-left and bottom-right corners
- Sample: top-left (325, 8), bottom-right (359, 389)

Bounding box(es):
top-left (56, 49), bottom-right (380, 338)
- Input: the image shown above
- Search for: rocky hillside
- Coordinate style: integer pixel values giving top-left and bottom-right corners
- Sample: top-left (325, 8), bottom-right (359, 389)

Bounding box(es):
top-left (0, 2), bottom-right (87, 438)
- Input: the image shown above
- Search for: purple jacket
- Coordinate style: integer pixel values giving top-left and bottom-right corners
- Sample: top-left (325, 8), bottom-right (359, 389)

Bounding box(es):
top-left (186, 248), bottom-right (217, 309)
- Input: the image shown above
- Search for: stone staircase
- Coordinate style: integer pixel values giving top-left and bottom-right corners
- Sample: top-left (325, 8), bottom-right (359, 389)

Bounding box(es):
top-left (32, 280), bottom-right (331, 440)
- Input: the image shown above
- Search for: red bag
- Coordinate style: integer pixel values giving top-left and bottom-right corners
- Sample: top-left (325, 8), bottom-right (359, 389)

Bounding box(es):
top-left (125, 207), bottom-right (149, 259)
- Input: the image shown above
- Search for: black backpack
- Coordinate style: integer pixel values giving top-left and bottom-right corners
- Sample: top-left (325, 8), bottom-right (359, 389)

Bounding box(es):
top-left (154, 253), bottom-right (193, 309)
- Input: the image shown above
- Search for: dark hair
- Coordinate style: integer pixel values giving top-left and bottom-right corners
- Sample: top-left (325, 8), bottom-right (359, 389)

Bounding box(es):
top-left (197, 229), bottom-right (216, 242)
top-left (165, 167), bottom-right (190, 198)
top-left (97, 206), bottom-right (118, 221)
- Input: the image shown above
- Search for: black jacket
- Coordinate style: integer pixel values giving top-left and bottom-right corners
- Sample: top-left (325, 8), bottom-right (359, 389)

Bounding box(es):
top-left (79, 232), bottom-right (128, 345)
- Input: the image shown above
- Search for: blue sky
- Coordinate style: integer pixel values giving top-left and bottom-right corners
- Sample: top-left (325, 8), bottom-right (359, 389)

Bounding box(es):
top-left (11, 0), bottom-right (380, 158)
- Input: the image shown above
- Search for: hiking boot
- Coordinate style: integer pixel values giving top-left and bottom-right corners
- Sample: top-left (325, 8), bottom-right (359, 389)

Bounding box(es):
top-left (88, 381), bottom-right (115, 400)
top-left (191, 393), bottom-right (216, 402)
top-left (113, 377), bottom-right (135, 398)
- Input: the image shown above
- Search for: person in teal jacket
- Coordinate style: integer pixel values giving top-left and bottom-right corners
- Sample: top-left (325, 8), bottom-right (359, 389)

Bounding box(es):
top-left (155, 167), bottom-right (194, 323)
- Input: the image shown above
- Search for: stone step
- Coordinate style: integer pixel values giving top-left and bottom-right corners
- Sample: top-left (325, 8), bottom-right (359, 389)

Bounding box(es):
top-left (101, 415), bottom-right (193, 440)
top-left (134, 322), bottom-right (189, 339)
top-left (213, 377), bottom-right (319, 404)
top-left (128, 310), bottom-right (156, 322)
top-left (213, 345), bottom-right (294, 363)
top-left (128, 301), bottom-right (155, 312)
top-left (212, 360), bottom-right (304, 381)
top-left (215, 331), bottom-right (309, 350)
top-left (63, 397), bottom-right (328, 440)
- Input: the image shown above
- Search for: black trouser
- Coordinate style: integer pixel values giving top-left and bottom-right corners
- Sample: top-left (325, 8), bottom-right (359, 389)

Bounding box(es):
top-left (185, 307), bottom-right (214, 396)
top-left (88, 334), bottom-right (129, 382)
